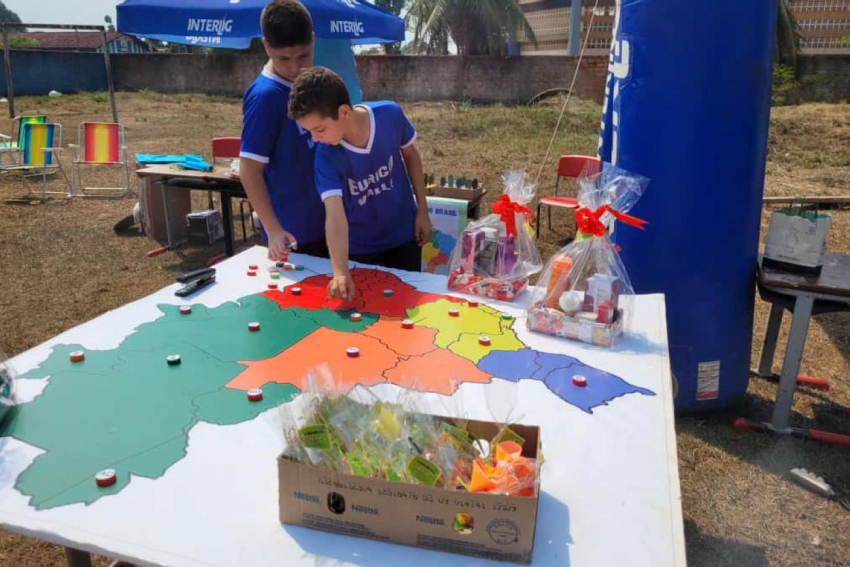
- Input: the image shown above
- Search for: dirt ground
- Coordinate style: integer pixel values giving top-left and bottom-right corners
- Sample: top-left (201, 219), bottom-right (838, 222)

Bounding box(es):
top-left (0, 93), bottom-right (847, 567)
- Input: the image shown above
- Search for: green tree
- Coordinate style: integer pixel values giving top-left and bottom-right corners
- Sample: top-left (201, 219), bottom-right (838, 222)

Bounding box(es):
top-left (775, 0), bottom-right (801, 71)
top-left (104, 15), bottom-right (116, 32)
top-left (375, 0), bottom-right (406, 54)
top-left (0, 1), bottom-right (25, 32)
top-left (771, 0), bottom-right (804, 106)
top-left (407, 0), bottom-right (536, 56)
top-left (1, 36), bottom-right (38, 49)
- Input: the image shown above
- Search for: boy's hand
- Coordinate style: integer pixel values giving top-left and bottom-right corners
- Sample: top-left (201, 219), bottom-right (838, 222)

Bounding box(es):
top-left (267, 228), bottom-right (298, 261)
top-left (328, 272), bottom-right (355, 302)
top-left (414, 210), bottom-right (432, 247)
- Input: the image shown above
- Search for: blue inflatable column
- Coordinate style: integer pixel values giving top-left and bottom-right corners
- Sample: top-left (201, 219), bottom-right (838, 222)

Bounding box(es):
top-left (597, 0), bottom-right (778, 411)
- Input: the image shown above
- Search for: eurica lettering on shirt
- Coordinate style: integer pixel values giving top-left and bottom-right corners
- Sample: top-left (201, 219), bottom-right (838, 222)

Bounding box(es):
top-left (348, 155), bottom-right (395, 207)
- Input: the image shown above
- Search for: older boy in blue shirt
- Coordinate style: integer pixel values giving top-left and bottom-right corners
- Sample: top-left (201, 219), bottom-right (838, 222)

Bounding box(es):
top-left (288, 67), bottom-right (432, 300)
top-left (239, 0), bottom-right (327, 260)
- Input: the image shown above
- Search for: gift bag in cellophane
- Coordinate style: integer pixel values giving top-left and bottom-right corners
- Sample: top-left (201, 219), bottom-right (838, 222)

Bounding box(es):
top-left (447, 170), bottom-right (542, 302)
top-left (526, 163), bottom-right (649, 347)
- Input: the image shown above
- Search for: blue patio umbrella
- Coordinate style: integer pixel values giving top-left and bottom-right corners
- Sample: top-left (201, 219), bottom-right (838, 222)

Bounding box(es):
top-left (116, 0), bottom-right (405, 49)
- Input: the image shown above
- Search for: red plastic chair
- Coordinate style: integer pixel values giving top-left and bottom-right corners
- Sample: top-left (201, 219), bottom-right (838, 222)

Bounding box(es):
top-left (212, 137), bottom-right (241, 161)
top-left (212, 137), bottom-right (255, 242)
top-left (536, 155), bottom-right (602, 239)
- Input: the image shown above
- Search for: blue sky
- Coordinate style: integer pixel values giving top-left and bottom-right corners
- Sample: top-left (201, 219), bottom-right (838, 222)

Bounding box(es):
top-left (6, 0), bottom-right (119, 26)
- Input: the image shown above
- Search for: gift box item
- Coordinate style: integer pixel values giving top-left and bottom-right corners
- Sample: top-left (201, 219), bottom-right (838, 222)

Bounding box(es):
top-left (558, 290), bottom-right (583, 315)
top-left (496, 235), bottom-right (518, 276)
top-left (448, 270), bottom-right (528, 301)
top-left (447, 171), bottom-right (542, 302)
top-left (526, 163), bottom-right (649, 347)
top-left (582, 274), bottom-right (621, 313)
top-left (546, 257), bottom-right (573, 308)
top-left (478, 237), bottom-right (499, 276)
top-left (526, 304), bottom-right (625, 347)
top-left (461, 228), bottom-right (485, 273)
top-left (597, 302), bottom-right (614, 324)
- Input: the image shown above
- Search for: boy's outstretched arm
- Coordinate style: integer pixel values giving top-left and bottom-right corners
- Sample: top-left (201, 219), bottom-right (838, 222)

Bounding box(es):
top-left (401, 143), bottom-right (432, 246)
top-left (324, 196), bottom-right (355, 301)
top-left (240, 158), bottom-right (298, 260)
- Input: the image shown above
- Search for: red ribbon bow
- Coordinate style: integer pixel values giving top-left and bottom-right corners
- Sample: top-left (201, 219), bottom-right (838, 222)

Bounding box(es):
top-left (575, 205), bottom-right (648, 237)
top-left (492, 195), bottom-right (533, 237)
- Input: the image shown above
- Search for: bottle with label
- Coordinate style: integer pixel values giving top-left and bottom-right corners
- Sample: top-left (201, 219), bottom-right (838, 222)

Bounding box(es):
top-left (545, 256), bottom-right (573, 309)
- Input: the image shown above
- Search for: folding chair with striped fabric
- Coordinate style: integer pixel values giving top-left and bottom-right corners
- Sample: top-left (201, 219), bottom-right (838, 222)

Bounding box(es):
top-left (0, 115), bottom-right (47, 165)
top-left (0, 122), bottom-right (71, 202)
top-left (70, 122), bottom-right (130, 198)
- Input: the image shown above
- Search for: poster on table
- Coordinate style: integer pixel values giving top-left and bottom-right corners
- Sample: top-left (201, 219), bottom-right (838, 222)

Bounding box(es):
top-left (423, 196), bottom-right (468, 275)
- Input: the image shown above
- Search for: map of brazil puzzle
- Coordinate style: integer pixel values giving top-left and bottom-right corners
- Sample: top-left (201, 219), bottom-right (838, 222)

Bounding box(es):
top-left (0, 248), bottom-right (684, 567)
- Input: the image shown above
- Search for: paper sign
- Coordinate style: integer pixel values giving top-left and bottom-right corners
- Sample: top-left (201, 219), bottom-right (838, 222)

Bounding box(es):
top-left (422, 197), bottom-right (468, 275)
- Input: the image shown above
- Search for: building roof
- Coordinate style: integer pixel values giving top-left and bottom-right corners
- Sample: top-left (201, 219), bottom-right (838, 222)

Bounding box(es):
top-left (10, 31), bottom-right (144, 50)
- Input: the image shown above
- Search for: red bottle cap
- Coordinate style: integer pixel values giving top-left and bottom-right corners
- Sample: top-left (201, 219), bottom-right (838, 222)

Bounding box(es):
top-left (95, 469), bottom-right (117, 488)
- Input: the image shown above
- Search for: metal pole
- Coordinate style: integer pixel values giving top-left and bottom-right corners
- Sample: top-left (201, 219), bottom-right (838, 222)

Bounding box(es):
top-left (567, 0), bottom-right (583, 56)
top-left (771, 293), bottom-right (815, 433)
top-left (755, 302), bottom-right (783, 377)
top-left (101, 29), bottom-right (119, 123)
top-left (2, 27), bottom-right (15, 118)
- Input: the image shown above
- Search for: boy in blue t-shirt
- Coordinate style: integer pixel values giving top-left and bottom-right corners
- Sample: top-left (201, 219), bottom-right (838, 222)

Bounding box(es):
top-left (288, 67), bottom-right (432, 301)
top-left (239, 0), bottom-right (327, 260)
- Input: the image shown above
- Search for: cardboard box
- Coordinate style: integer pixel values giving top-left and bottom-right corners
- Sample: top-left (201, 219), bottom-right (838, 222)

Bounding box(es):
top-left (137, 175), bottom-right (191, 242)
top-left (447, 270), bottom-right (529, 302)
top-left (278, 418), bottom-right (541, 564)
top-left (527, 303), bottom-right (624, 347)
top-left (427, 184), bottom-right (484, 202)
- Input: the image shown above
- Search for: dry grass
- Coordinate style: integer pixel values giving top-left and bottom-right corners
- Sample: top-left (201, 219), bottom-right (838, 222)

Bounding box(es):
top-left (0, 93), bottom-right (848, 567)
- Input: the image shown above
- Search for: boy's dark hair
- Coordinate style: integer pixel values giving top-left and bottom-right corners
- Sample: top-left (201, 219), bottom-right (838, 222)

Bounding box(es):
top-left (289, 67), bottom-right (351, 120)
top-left (261, 0), bottom-right (313, 48)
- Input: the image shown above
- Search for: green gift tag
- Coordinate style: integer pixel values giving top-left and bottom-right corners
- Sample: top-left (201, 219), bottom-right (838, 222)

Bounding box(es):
top-left (406, 455), bottom-right (442, 486)
top-left (346, 452), bottom-right (370, 477)
top-left (493, 426), bottom-right (525, 448)
top-left (440, 422), bottom-right (474, 450)
top-left (385, 461), bottom-right (404, 482)
top-left (299, 424), bottom-right (332, 449)
top-left (371, 402), bottom-right (401, 441)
